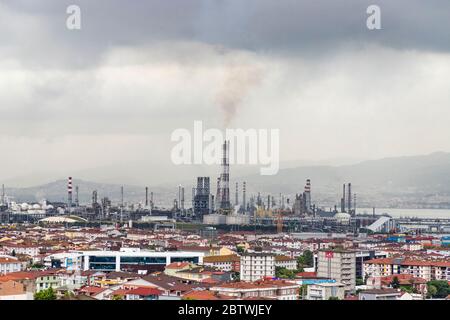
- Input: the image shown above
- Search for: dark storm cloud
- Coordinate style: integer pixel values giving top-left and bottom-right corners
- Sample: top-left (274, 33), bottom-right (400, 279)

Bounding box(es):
top-left (1, 0), bottom-right (450, 68)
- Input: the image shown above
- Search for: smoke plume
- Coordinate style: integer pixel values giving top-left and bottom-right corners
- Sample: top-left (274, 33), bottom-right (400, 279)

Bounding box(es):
top-left (216, 62), bottom-right (264, 126)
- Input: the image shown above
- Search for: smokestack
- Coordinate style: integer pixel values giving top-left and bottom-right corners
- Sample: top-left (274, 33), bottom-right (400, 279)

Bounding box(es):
top-left (347, 183), bottom-right (352, 214)
top-left (120, 186), bottom-right (124, 223)
top-left (353, 194), bottom-right (357, 217)
top-left (92, 190), bottom-right (98, 206)
top-left (235, 182), bottom-right (239, 206)
top-left (216, 177), bottom-right (221, 210)
top-left (181, 187), bottom-right (185, 211)
top-left (1, 184), bottom-right (4, 205)
top-left (304, 179), bottom-right (311, 213)
top-left (242, 182), bottom-right (246, 212)
top-left (178, 185), bottom-right (182, 210)
top-left (341, 184), bottom-right (346, 213)
top-left (75, 185), bottom-right (79, 207)
top-left (67, 177), bottom-right (73, 208)
top-left (219, 140), bottom-right (231, 211)
top-left (150, 192), bottom-right (154, 210)
top-left (145, 187), bottom-right (149, 207)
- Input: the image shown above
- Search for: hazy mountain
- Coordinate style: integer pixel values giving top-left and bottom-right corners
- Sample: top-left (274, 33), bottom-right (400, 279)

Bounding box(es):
top-left (3, 152), bottom-right (450, 208)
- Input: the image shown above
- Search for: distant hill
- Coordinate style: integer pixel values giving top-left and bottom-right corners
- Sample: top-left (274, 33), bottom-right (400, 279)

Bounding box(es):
top-left (5, 179), bottom-right (174, 207)
top-left (240, 152), bottom-right (450, 208)
top-left (243, 151), bottom-right (450, 192)
top-left (4, 152), bottom-right (450, 208)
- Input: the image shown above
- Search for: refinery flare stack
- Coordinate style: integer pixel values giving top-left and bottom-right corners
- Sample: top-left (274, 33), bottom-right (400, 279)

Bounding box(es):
top-left (217, 140), bottom-right (231, 214)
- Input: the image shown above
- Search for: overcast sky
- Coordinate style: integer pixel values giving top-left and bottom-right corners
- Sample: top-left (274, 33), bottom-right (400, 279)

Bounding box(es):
top-left (1, 0), bottom-right (450, 186)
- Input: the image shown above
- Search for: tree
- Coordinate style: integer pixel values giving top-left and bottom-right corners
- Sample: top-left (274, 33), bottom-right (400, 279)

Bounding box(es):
top-left (34, 288), bottom-right (56, 300)
top-left (399, 285), bottom-right (413, 293)
top-left (275, 267), bottom-right (296, 279)
top-left (427, 280), bottom-right (450, 298)
top-left (427, 285), bottom-right (437, 299)
top-left (31, 263), bottom-right (45, 269)
top-left (236, 246), bottom-right (245, 254)
top-left (328, 296), bottom-right (340, 300)
top-left (297, 250), bottom-right (314, 269)
top-left (390, 276), bottom-right (400, 289)
top-left (356, 278), bottom-right (365, 286)
top-left (299, 285), bottom-right (308, 300)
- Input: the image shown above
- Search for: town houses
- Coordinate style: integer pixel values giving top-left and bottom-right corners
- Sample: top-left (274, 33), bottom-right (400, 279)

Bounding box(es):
top-left (0, 224), bottom-right (449, 300)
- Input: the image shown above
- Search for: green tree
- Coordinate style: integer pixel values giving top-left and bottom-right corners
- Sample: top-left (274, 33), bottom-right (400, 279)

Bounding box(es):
top-left (356, 277), bottom-right (365, 286)
top-left (236, 246), bottom-right (245, 254)
top-left (275, 267), bottom-right (296, 279)
top-left (34, 288), bottom-right (56, 300)
top-left (328, 296), bottom-right (340, 300)
top-left (299, 285), bottom-right (308, 300)
top-left (399, 285), bottom-right (413, 293)
top-left (427, 285), bottom-right (437, 299)
top-left (427, 280), bottom-right (450, 298)
top-left (31, 263), bottom-right (45, 269)
top-left (390, 276), bottom-right (400, 289)
top-left (297, 250), bottom-right (314, 269)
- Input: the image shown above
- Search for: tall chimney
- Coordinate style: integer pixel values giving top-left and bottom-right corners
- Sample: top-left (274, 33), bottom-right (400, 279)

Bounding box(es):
top-left (67, 177), bottom-right (73, 208)
top-left (347, 183), bottom-right (352, 214)
top-left (75, 185), bottom-right (79, 207)
top-left (242, 182), bottom-right (246, 212)
top-left (150, 192), bottom-right (154, 210)
top-left (219, 140), bottom-right (231, 211)
top-left (304, 179), bottom-right (311, 213)
top-left (1, 184), bottom-right (5, 205)
top-left (120, 186), bottom-right (124, 222)
top-left (181, 187), bottom-right (185, 211)
top-left (341, 184), bottom-right (346, 213)
top-left (235, 182), bottom-right (239, 206)
top-left (145, 187), bottom-right (149, 207)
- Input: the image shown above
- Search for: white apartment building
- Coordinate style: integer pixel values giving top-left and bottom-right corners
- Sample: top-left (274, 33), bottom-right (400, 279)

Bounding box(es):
top-left (274, 255), bottom-right (297, 270)
top-left (0, 256), bottom-right (22, 275)
top-left (363, 258), bottom-right (450, 281)
top-left (306, 282), bottom-right (346, 300)
top-left (317, 250), bottom-right (356, 293)
top-left (240, 253), bottom-right (275, 282)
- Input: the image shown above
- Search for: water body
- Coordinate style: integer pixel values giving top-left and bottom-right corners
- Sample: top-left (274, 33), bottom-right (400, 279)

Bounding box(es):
top-left (358, 208), bottom-right (450, 219)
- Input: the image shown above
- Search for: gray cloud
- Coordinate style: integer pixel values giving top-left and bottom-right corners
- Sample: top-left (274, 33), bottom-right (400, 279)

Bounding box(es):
top-left (1, 0), bottom-right (450, 68)
top-left (0, 1), bottom-right (449, 185)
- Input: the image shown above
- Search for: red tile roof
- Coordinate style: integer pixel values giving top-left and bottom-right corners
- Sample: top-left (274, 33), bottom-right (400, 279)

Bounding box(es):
top-left (126, 287), bottom-right (162, 296)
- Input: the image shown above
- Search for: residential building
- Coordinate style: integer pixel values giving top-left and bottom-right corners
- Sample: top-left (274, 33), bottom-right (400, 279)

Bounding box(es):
top-left (0, 256), bottom-right (22, 275)
top-left (203, 254), bottom-right (240, 272)
top-left (275, 255), bottom-right (297, 270)
top-left (306, 282), bottom-right (346, 300)
top-left (317, 250), bottom-right (356, 292)
top-left (210, 280), bottom-right (299, 300)
top-left (240, 253), bottom-right (275, 282)
top-left (359, 289), bottom-right (401, 300)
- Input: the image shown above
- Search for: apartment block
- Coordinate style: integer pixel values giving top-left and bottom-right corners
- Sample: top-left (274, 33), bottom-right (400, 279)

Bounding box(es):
top-left (317, 250), bottom-right (356, 292)
top-left (240, 253), bottom-right (275, 282)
